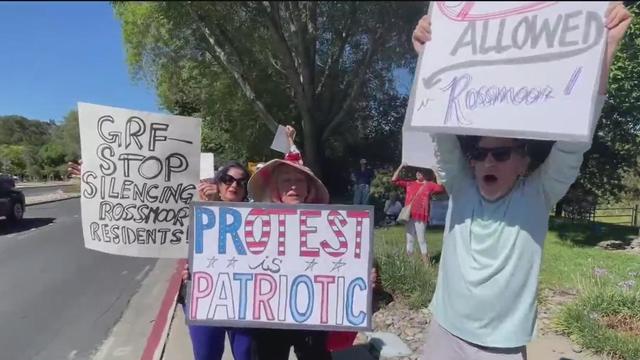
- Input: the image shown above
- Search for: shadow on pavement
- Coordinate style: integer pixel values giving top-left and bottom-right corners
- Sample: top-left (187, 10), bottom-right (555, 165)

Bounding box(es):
top-left (0, 218), bottom-right (55, 236)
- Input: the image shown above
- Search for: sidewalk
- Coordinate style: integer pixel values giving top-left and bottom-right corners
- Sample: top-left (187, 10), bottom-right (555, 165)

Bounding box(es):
top-left (161, 305), bottom-right (375, 360)
top-left (16, 180), bottom-right (76, 188)
top-left (25, 192), bottom-right (80, 206)
top-left (160, 304), bottom-right (604, 360)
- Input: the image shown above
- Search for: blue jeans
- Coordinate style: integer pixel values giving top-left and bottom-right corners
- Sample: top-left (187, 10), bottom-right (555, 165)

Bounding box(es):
top-left (353, 184), bottom-right (370, 205)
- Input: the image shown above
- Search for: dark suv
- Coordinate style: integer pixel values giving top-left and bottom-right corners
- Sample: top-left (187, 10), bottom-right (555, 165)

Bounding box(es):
top-left (0, 175), bottom-right (25, 223)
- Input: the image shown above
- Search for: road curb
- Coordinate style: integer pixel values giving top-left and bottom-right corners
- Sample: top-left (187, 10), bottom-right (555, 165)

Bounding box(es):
top-left (26, 194), bottom-right (81, 207)
top-left (92, 260), bottom-right (179, 360)
top-left (142, 259), bottom-right (185, 360)
top-left (16, 182), bottom-right (77, 189)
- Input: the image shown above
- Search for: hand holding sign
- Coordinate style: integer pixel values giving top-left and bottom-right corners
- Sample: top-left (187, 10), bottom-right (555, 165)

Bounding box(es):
top-left (412, 15), bottom-right (432, 54)
top-left (67, 160), bottom-right (82, 178)
top-left (197, 181), bottom-right (219, 201)
top-left (606, 2), bottom-right (632, 45)
top-left (406, 2), bottom-right (613, 142)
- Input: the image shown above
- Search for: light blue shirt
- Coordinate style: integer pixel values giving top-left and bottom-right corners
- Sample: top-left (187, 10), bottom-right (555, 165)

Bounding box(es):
top-left (429, 97), bottom-right (605, 348)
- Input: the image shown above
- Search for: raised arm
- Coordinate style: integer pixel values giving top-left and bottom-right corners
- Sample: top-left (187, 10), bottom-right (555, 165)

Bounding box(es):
top-left (413, 16), bottom-right (470, 193)
top-left (430, 134), bottom-right (470, 193)
top-left (283, 125), bottom-right (304, 164)
top-left (533, 3), bottom-right (630, 207)
top-left (391, 163), bottom-right (409, 188)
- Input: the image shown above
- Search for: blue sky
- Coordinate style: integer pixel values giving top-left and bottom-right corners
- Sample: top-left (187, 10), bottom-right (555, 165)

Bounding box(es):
top-left (0, 1), bottom-right (162, 123)
top-left (0, 2), bottom-right (414, 124)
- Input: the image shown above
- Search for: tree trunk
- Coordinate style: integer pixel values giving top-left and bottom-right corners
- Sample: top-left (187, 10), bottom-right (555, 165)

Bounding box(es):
top-left (554, 200), bottom-right (564, 217)
top-left (301, 120), bottom-right (323, 180)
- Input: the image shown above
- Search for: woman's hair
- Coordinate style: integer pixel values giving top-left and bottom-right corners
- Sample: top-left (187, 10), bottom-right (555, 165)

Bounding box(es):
top-left (461, 135), bottom-right (554, 173)
top-left (213, 161), bottom-right (250, 201)
top-left (409, 166), bottom-right (436, 182)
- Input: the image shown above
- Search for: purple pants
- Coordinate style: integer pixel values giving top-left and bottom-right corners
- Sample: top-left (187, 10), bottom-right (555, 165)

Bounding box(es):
top-left (183, 304), bottom-right (253, 360)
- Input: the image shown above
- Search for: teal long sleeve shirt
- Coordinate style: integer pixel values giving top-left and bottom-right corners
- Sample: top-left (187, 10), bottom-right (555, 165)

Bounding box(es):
top-left (429, 97), bottom-right (605, 348)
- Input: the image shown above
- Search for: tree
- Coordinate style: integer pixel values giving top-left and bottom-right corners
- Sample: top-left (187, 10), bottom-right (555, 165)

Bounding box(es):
top-left (58, 110), bottom-right (81, 161)
top-left (113, 1), bottom-right (427, 179)
top-left (0, 145), bottom-right (27, 176)
top-left (0, 115), bottom-right (55, 147)
top-left (569, 3), bottom-right (640, 204)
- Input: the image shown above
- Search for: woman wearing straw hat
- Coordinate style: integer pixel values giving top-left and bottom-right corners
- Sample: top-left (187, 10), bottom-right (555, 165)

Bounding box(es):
top-left (247, 148), bottom-right (331, 359)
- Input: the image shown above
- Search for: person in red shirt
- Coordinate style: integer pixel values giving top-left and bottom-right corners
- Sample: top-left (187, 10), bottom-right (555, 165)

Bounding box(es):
top-left (391, 162), bottom-right (444, 265)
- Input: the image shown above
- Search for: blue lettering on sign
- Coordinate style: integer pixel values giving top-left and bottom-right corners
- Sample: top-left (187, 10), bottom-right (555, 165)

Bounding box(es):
top-left (346, 277), bottom-right (367, 326)
top-left (218, 207), bottom-right (246, 255)
top-left (233, 273), bottom-right (253, 320)
top-left (195, 207), bottom-right (215, 254)
top-left (289, 275), bottom-right (314, 323)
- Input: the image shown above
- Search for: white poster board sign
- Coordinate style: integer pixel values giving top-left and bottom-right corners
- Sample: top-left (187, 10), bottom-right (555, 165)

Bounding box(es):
top-left (270, 125), bottom-right (290, 154)
top-left (200, 153), bottom-right (215, 180)
top-left (187, 202), bottom-right (374, 331)
top-left (405, 1), bottom-right (608, 142)
top-left (78, 102), bottom-right (201, 258)
top-left (402, 128), bottom-right (437, 169)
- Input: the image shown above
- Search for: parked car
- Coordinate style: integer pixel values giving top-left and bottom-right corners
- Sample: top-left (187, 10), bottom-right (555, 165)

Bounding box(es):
top-left (429, 193), bottom-right (449, 227)
top-left (0, 175), bottom-right (25, 223)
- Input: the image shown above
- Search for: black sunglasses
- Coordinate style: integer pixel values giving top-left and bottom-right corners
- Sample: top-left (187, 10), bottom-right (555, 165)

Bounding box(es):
top-left (220, 173), bottom-right (248, 187)
top-left (469, 145), bottom-right (525, 162)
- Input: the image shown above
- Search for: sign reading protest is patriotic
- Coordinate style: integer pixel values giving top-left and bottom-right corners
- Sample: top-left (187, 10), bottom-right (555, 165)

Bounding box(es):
top-left (187, 202), bottom-right (374, 331)
top-left (405, 1), bottom-right (609, 142)
top-left (78, 102), bottom-right (201, 258)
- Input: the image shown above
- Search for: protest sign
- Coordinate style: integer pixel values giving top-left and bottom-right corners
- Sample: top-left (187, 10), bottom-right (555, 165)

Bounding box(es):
top-left (402, 128), bottom-right (437, 169)
top-left (200, 153), bottom-right (215, 180)
top-left (78, 102), bottom-right (201, 258)
top-left (187, 202), bottom-right (374, 331)
top-left (270, 125), bottom-right (290, 154)
top-left (405, 1), bottom-right (609, 142)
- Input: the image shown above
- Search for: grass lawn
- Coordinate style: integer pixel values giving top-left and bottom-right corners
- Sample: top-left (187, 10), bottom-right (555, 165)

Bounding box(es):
top-left (541, 218), bottom-right (640, 290)
top-left (375, 218), bottom-right (639, 295)
top-left (374, 218), bottom-right (640, 359)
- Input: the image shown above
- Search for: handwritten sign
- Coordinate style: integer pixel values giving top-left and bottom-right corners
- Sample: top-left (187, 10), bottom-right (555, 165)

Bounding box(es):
top-left (200, 153), bottom-right (215, 180)
top-left (187, 202), bottom-right (374, 331)
top-left (78, 102), bottom-right (201, 258)
top-left (405, 1), bottom-right (608, 142)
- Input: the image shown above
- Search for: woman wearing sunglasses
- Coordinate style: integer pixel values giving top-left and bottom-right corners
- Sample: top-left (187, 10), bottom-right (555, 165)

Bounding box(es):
top-left (184, 161), bottom-right (254, 360)
top-left (197, 161), bottom-right (250, 203)
top-left (391, 163), bottom-right (445, 265)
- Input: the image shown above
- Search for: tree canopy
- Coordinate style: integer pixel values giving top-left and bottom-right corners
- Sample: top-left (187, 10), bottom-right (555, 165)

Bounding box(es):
top-left (114, 1), bottom-right (640, 202)
top-left (0, 110), bottom-right (80, 180)
top-left (114, 1), bottom-right (425, 192)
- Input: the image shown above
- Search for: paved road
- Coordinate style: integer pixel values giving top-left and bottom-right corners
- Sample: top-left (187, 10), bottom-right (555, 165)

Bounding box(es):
top-left (0, 198), bottom-right (157, 360)
top-left (17, 185), bottom-right (76, 197)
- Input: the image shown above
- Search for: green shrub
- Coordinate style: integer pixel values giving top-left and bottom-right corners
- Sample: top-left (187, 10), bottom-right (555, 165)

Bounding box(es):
top-left (374, 227), bottom-right (438, 308)
top-left (554, 274), bottom-right (640, 360)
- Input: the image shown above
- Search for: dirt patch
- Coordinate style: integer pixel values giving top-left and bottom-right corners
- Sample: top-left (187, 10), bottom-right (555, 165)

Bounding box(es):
top-left (600, 314), bottom-right (640, 337)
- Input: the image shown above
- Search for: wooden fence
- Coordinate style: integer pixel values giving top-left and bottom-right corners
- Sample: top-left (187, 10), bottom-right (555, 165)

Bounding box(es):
top-left (562, 204), bottom-right (639, 226)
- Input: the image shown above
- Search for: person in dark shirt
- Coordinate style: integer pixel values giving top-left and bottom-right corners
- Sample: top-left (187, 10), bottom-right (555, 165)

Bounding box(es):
top-left (351, 158), bottom-right (375, 205)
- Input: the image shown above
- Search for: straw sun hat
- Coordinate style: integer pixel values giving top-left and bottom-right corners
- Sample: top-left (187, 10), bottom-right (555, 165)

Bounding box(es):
top-left (248, 159), bottom-right (329, 204)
